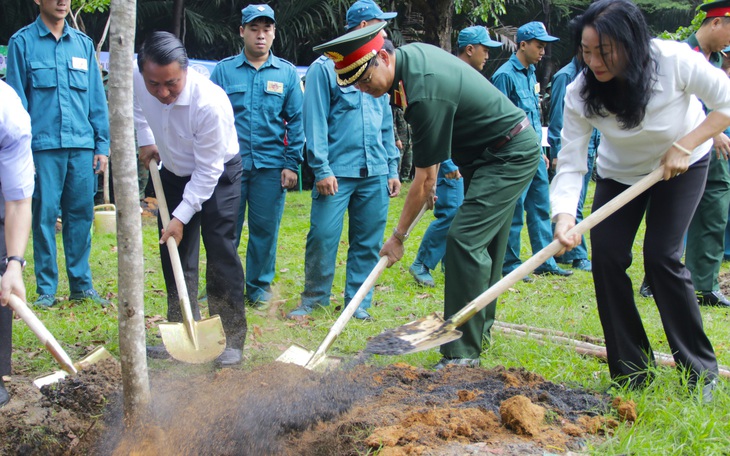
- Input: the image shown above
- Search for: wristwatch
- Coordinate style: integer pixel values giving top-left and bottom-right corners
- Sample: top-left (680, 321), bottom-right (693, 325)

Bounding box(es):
top-left (392, 227), bottom-right (409, 243)
top-left (5, 256), bottom-right (26, 270)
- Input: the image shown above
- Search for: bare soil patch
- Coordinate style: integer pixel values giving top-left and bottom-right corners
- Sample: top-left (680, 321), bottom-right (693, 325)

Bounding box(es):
top-left (0, 355), bottom-right (629, 455)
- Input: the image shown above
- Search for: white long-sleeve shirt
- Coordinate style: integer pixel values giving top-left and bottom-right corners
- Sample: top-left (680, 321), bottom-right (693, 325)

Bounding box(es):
top-left (133, 67), bottom-right (239, 224)
top-left (551, 39), bottom-right (730, 217)
top-left (0, 80), bottom-right (34, 201)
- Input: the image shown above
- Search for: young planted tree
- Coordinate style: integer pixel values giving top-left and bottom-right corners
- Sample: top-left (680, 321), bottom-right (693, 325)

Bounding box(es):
top-left (108, 0), bottom-right (151, 424)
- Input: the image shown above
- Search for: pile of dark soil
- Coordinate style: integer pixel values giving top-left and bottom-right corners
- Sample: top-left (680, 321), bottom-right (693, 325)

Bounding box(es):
top-left (0, 357), bottom-right (121, 454)
top-left (0, 357), bottom-right (631, 455)
top-left (284, 363), bottom-right (625, 455)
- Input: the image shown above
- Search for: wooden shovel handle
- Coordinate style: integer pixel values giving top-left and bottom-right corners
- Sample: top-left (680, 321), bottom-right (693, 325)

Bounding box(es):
top-left (306, 204), bottom-right (429, 367)
top-left (449, 166), bottom-right (665, 328)
top-left (148, 159), bottom-right (196, 328)
top-left (0, 281), bottom-right (77, 375)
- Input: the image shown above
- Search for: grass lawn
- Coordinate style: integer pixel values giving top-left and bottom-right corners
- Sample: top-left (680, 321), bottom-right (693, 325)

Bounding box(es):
top-left (11, 181), bottom-right (730, 455)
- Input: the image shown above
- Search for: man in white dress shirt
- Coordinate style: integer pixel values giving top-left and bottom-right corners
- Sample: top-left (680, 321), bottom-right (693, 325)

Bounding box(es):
top-left (133, 32), bottom-right (246, 367)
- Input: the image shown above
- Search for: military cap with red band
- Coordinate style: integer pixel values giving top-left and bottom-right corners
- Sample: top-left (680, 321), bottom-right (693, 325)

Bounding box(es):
top-left (313, 22), bottom-right (387, 87)
top-left (700, 0), bottom-right (730, 18)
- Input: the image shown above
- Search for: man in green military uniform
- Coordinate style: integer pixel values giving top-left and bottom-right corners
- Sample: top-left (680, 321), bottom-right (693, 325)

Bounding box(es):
top-left (314, 22), bottom-right (541, 368)
top-left (684, 0), bottom-right (730, 307)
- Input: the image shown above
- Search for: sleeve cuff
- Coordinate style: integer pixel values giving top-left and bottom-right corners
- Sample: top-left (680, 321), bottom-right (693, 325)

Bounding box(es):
top-left (171, 201), bottom-right (196, 225)
top-left (440, 159), bottom-right (458, 174)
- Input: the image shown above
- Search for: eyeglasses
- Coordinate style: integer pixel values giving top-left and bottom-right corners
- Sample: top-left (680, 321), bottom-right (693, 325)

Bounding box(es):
top-left (355, 69), bottom-right (374, 87)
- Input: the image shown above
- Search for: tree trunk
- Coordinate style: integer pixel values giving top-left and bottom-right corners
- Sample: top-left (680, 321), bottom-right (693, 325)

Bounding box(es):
top-left (108, 0), bottom-right (151, 425)
top-left (172, 0), bottom-right (185, 39)
top-left (410, 0), bottom-right (453, 50)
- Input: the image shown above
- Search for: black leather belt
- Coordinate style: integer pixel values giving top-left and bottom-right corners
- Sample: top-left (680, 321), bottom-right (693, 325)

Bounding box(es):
top-left (359, 168), bottom-right (368, 177)
top-left (490, 117), bottom-right (531, 150)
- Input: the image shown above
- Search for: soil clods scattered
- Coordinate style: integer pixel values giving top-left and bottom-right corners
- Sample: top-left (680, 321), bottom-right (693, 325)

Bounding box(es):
top-left (0, 359), bottom-right (627, 455)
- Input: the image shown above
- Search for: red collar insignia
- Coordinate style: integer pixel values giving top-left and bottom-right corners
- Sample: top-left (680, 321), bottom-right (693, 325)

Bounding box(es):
top-left (393, 80), bottom-right (407, 109)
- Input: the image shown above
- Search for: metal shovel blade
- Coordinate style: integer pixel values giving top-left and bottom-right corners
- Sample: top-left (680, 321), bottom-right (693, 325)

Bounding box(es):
top-left (275, 344), bottom-right (341, 370)
top-left (33, 346), bottom-right (116, 388)
top-left (366, 313), bottom-right (462, 356)
top-left (159, 316), bottom-right (226, 364)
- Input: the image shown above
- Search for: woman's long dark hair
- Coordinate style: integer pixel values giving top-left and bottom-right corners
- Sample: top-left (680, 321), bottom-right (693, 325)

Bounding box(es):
top-left (573, 0), bottom-right (657, 129)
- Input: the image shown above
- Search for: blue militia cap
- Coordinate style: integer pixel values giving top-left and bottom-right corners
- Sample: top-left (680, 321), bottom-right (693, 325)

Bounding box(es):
top-left (345, 0), bottom-right (397, 31)
top-left (458, 26), bottom-right (502, 49)
top-left (516, 21), bottom-right (558, 44)
top-left (241, 4), bottom-right (276, 25)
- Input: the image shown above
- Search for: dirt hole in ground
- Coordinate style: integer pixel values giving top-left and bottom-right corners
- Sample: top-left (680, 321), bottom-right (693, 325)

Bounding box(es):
top-left (0, 358), bottom-right (630, 455)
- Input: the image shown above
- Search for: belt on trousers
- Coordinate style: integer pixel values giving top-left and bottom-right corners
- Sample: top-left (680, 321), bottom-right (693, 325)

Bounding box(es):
top-left (489, 117), bottom-right (531, 150)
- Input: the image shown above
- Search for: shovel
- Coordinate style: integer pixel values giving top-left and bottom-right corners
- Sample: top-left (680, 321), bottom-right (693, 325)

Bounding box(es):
top-left (366, 166), bottom-right (665, 356)
top-left (148, 159), bottom-right (226, 364)
top-left (277, 203), bottom-right (429, 369)
top-left (0, 277), bottom-right (112, 388)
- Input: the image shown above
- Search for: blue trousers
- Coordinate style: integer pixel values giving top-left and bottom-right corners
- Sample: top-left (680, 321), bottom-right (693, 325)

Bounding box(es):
top-left (502, 158), bottom-right (558, 274)
top-left (556, 151), bottom-right (596, 263)
top-left (301, 175), bottom-right (389, 310)
top-left (32, 149), bottom-right (95, 296)
top-left (414, 170), bottom-right (464, 270)
top-left (235, 167), bottom-right (287, 303)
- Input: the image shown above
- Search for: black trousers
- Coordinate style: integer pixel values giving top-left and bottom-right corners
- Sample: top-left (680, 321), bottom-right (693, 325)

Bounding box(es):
top-left (0, 193), bottom-right (11, 376)
top-left (591, 154), bottom-right (718, 386)
top-left (158, 156), bottom-right (247, 350)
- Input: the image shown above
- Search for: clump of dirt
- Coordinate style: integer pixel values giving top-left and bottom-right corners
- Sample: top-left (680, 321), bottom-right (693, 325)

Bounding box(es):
top-left (0, 359), bottom-right (623, 455)
top-left (40, 358), bottom-right (121, 415)
top-left (500, 395), bottom-right (545, 436)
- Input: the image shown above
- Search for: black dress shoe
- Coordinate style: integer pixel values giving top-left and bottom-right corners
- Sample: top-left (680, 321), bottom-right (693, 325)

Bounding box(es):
top-left (639, 278), bottom-right (653, 298)
top-left (146, 344), bottom-right (171, 359)
top-left (0, 378), bottom-right (9, 408)
top-left (214, 348), bottom-right (242, 368)
top-left (535, 267), bottom-right (573, 277)
top-left (697, 291), bottom-right (730, 307)
top-left (701, 378), bottom-right (718, 404)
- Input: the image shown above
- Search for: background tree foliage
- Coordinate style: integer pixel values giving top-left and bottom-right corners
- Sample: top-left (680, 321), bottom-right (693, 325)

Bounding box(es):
top-left (0, 0), bottom-right (703, 79)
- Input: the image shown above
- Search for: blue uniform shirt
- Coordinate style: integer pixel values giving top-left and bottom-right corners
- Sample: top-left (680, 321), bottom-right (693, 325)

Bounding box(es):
top-left (547, 58), bottom-right (600, 156)
top-left (492, 53), bottom-right (542, 141)
top-left (210, 51), bottom-right (304, 172)
top-left (6, 16), bottom-right (109, 156)
top-left (303, 57), bottom-right (399, 182)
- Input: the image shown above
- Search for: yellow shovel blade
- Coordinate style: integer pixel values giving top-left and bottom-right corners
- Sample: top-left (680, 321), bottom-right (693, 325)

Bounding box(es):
top-left (159, 316), bottom-right (226, 364)
top-left (275, 344), bottom-right (313, 366)
top-left (275, 344), bottom-right (342, 370)
top-left (33, 346), bottom-right (116, 388)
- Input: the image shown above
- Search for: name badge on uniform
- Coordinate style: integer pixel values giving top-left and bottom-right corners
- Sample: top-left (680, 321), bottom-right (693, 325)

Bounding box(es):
top-left (534, 82), bottom-right (540, 94)
top-left (266, 81), bottom-right (284, 93)
top-left (72, 57), bottom-right (88, 71)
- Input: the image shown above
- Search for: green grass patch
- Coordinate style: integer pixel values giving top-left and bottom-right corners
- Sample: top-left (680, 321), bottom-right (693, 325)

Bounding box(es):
top-left (11, 181), bottom-right (730, 454)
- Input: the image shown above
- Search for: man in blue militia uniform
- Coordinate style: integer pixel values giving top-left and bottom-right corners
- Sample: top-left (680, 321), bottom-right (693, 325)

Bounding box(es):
top-left (210, 4), bottom-right (304, 309)
top-left (547, 56), bottom-right (600, 272)
top-left (288, 0), bottom-right (401, 320)
top-left (0, 79), bottom-right (35, 408)
top-left (492, 22), bottom-right (572, 279)
top-left (6, 0), bottom-right (110, 308)
top-left (409, 25), bottom-right (501, 287)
